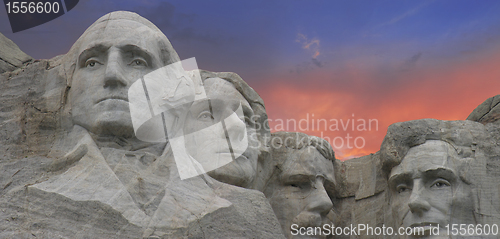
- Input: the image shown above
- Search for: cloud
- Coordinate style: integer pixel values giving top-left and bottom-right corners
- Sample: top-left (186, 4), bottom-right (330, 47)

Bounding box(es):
top-left (311, 58), bottom-right (323, 68)
top-left (296, 33), bottom-right (321, 58)
top-left (292, 33), bottom-right (324, 73)
top-left (407, 52), bottom-right (422, 64)
top-left (376, 0), bottom-right (434, 28)
top-left (400, 52), bottom-right (422, 71)
top-left (304, 39), bottom-right (320, 50)
top-left (254, 45), bottom-right (500, 160)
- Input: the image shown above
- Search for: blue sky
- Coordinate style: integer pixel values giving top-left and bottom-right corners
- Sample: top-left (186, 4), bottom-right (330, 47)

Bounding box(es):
top-left (2, 0), bottom-right (500, 158)
top-left (2, 0), bottom-right (499, 81)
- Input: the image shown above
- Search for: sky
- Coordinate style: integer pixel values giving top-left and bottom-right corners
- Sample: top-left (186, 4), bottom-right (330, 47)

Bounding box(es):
top-left (1, 0), bottom-right (500, 159)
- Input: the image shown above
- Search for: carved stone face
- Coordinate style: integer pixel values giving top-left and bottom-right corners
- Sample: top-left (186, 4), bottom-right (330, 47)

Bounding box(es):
top-left (388, 140), bottom-right (474, 236)
top-left (68, 19), bottom-right (168, 138)
top-left (265, 147), bottom-right (334, 238)
top-left (183, 77), bottom-right (259, 188)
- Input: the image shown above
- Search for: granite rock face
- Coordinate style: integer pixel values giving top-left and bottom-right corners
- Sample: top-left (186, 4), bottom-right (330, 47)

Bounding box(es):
top-left (380, 119), bottom-right (500, 228)
top-left (264, 132), bottom-right (337, 238)
top-left (2, 10), bottom-right (500, 239)
top-left (332, 152), bottom-right (388, 235)
top-left (0, 32), bottom-right (33, 73)
top-left (0, 11), bottom-right (284, 239)
top-left (197, 71), bottom-right (271, 190)
top-left (468, 95), bottom-right (500, 125)
top-left (331, 119), bottom-right (500, 238)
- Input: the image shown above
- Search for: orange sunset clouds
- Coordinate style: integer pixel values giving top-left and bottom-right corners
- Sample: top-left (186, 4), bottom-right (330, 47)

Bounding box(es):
top-left (253, 46), bottom-right (500, 160)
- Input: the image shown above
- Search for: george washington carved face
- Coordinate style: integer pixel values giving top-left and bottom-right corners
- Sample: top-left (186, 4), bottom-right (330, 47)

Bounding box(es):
top-left (67, 14), bottom-right (177, 138)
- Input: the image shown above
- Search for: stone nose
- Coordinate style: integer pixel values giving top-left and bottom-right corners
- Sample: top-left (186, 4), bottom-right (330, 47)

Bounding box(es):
top-left (224, 112), bottom-right (246, 143)
top-left (306, 177), bottom-right (333, 216)
top-left (103, 51), bottom-right (128, 89)
top-left (408, 180), bottom-right (431, 215)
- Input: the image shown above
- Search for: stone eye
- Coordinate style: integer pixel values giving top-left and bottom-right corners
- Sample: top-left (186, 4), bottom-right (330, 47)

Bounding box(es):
top-left (431, 179), bottom-right (450, 188)
top-left (85, 59), bottom-right (100, 68)
top-left (130, 59), bottom-right (147, 67)
top-left (197, 111), bottom-right (214, 121)
top-left (396, 185), bottom-right (410, 194)
top-left (286, 181), bottom-right (311, 190)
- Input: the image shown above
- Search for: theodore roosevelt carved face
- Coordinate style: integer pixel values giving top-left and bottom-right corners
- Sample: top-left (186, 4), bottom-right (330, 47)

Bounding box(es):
top-left (264, 133), bottom-right (335, 238)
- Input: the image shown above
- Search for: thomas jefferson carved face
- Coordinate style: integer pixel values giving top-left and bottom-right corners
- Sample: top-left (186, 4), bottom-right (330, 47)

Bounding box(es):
top-left (388, 140), bottom-right (475, 237)
top-left (68, 19), bottom-right (171, 138)
top-left (265, 147), bottom-right (335, 238)
top-left (182, 77), bottom-right (260, 188)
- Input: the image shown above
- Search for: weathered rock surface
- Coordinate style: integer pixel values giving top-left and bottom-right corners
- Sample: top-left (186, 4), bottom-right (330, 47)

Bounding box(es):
top-left (0, 14), bottom-right (285, 238)
top-left (2, 11), bottom-right (500, 239)
top-left (0, 32), bottom-right (33, 73)
top-left (0, 54), bottom-right (65, 161)
top-left (328, 118), bottom-right (500, 238)
top-left (0, 71), bottom-right (285, 238)
top-left (467, 95), bottom-right (500, 124)
top-left (265, 132), bottom-right (337, 237)
top-left (331, 152), bottom-right (388, 237)
top-left (380, 119), bottom-right (500, 231)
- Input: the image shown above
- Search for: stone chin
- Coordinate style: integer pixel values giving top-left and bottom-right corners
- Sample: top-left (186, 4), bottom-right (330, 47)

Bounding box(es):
top-left (207, 156), bottom-right (255, 188)
top-left (74, 110), bottom-right (135, 138)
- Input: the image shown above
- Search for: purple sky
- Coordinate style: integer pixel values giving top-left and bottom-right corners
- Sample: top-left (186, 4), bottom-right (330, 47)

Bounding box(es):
top-left (2, 0), bottom-right (500, 158)
top-left (2, 0), bottom-right (499, 82)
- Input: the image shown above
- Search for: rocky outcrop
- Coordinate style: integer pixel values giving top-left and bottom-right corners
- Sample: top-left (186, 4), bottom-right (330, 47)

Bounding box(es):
top-left (0, 14), bottom-right (285, 238)
top-left (2, 11), bottom-right (500, 238)
top-left (467, 95), bottom-right (500, 124)
top-left (0, 32), bottom-right (33, 73)
top-left (330, 152), bottom-right (388, 234)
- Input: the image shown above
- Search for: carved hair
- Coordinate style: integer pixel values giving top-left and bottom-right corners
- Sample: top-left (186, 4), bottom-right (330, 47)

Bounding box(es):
top-left (60, 11), bottom-right (180, 97)
top-left (379, 119), bottom-right (495, 184)
top-left (199, 70), bottom-right (270, 150)
top-left (270, 131), bottom-right (335, 162)
top-left (262, 131), bottom-right (337, 194)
